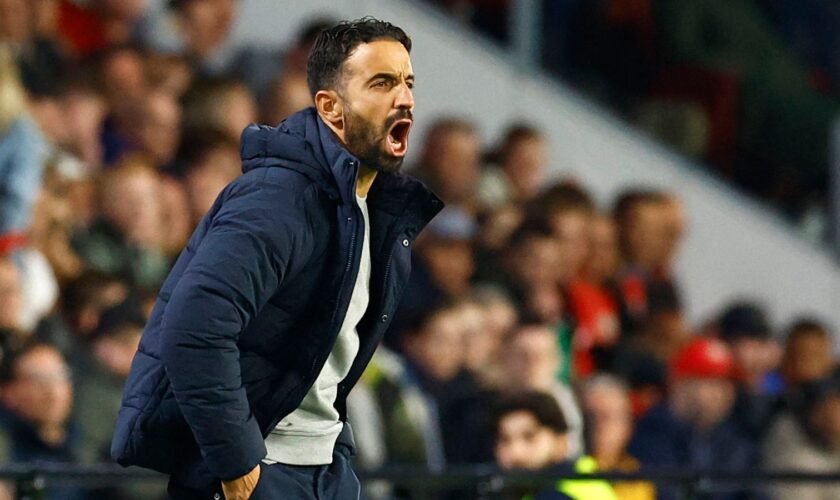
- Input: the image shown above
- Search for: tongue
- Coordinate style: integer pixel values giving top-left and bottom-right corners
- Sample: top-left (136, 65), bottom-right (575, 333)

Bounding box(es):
top-left (388, 133), bottom-right (405, 156)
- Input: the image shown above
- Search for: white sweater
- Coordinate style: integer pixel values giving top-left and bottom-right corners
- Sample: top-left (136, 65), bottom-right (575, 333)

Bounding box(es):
top-left (264, 195), bottom-right (371, 465)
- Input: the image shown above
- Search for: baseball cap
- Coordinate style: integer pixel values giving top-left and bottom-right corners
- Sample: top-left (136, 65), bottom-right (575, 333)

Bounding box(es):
top-left (671, 337), bottom-right (734, 380)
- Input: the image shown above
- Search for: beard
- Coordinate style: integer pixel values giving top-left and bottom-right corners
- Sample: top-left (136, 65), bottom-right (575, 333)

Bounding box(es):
top-left (343, 104), bottom-right (411, 174)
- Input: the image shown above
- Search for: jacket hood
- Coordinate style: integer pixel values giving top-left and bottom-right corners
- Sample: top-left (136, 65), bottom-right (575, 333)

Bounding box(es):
top-left (239, 107), bottom-right (356, 202)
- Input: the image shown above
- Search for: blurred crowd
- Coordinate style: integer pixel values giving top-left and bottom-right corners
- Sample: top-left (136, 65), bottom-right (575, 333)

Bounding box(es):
top-left (432, 0), bottom-right (840, 239)
top-left (1, 1), bottom-right (840, 500)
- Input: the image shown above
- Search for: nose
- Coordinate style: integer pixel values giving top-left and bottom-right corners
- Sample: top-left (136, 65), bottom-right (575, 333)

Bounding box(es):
top-left (395, 82), bottom-right (414, 110)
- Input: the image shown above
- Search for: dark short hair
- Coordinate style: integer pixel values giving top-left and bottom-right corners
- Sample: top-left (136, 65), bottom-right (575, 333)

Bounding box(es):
top-left (306, 17), bottom-right (411, 96)
top-left (525, 180), bottom-right (595, 223)
top-left (493, 391), bottom-right (568, 437)
top-left (498, 123), bottom-right (543, 161)
top-left (786, 318), bottom-right (831, 344)
top-left (0, 341), bottom-right (60, 384)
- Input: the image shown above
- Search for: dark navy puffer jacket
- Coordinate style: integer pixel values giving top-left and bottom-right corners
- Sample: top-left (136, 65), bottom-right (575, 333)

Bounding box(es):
top-left (110, 108), bottom-right (442, 489)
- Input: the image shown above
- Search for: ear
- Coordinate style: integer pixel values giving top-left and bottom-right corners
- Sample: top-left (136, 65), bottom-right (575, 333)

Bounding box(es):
top-left (314, 90), bottom-right (344, 130)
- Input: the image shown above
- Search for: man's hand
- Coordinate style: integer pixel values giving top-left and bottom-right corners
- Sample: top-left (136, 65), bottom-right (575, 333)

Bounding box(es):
top-left (222, 464), bottom-right (261, 500)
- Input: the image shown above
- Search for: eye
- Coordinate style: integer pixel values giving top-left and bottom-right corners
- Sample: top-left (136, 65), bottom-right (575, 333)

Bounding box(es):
top-left (406, 81), bottom-right (415, 90)
top-left (372, 80), bottom-right (388, 88)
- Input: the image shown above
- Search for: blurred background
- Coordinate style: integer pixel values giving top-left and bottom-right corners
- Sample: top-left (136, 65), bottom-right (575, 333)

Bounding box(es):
top-left (1, 0), bottom-right (840, 499)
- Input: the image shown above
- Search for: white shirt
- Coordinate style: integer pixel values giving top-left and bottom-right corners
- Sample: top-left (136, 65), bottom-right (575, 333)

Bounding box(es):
top-left (264, 195), bottom-right (371, 465)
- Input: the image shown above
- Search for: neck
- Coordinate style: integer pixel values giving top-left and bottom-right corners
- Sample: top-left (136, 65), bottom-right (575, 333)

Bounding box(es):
top-left (356, 166), bottom-right (377, 197)
top-left (594, 450), bottom-right (621, 470)
top-left (38, 423), bottom-right (66, 447)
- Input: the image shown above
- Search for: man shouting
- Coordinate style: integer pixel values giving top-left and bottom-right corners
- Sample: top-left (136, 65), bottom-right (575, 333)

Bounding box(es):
top-left (112, 17), bottom-right (441, 500)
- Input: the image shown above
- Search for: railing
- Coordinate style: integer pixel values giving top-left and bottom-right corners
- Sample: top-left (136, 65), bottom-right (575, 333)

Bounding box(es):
top-left (4, 464), bottom-right (840, 499)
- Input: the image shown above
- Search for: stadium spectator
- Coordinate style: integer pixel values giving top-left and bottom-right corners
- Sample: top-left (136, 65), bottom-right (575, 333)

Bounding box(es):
top-left (0, 342), bottom-right (81, 500)
top-left (0, 46), bottom-right (49, 245)
top-left (478, 123), bottom-right (547, 210)
top-left (526, 181), bottom-right (595, 287)
top-left (400, 301), bottom-right (490, 465)
top-left (158, 174), bottom-right (193, 257)
top-left (3, 0), bottom-right (69, 98)
top-left (72, 156), bottom-right (169, 288)
top-left (58, 79), bottom-right (108, 171)
top-left (764, 373), bottom-right (840, 500)
top-left (581, 375), bottom-right (655, 500)
top-left (175, 127), bottom-right (241, 226)
top-left (261, 69), bottom-right (313, 125)
top-left (613, 189), bottom-right (683, 337)
top-left (59, 271), bottom-right (128, 342)
top-left (630, 337), bottom-right (760, 500)
top-left (351, 346), bottom-right (442, 469)
top-left (718, 302), bottom-right (785, 440)
top-left (142, 0), bottom-right (280, 98)
top-left (622, 281), bottom-right (690, 364)
top-left (503, 324), bottom-right (584, 459)
top-left (466, 286), bottom-right (518, 388)
top-left (29, 160), bottom-right (86, 284)
top-left (413, 117), bottom-right (481, 214)
top-left (73, 302), bottom-right (143, 465)
top-left (781, 319), bottom-right (837, 389)
top-left (144, 52), bottom-right (193, 98)
top-left (493, 390), bottom-right (617, 500)
top-left (402, 304), bottom-right (465, 467)
top-left (495, 221), bottom-right (564, 324)
top-left (569, 212), bottom-right (621, 373)
top-left (181, 78), bottom-right (257, 142)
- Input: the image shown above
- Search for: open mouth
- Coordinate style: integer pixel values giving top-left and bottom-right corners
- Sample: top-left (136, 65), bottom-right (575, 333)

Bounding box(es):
top-left (386, 119), bottom-right (412, 157)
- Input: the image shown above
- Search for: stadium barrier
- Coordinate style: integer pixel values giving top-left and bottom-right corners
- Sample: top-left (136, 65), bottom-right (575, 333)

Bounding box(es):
top-left (3, 464), bottom-right (840, 499)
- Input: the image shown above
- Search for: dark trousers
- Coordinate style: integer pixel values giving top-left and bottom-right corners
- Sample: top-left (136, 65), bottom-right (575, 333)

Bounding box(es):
top-left (249, 443), bottom-right (359, 500)
top-left (168, 426), bottom-right (360, 500)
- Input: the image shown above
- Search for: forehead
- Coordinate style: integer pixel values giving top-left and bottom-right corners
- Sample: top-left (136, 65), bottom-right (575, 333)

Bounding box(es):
top-left (344, 39), bottom-right (412, 78)
top-left (499, 411), bottom-right (542, 435)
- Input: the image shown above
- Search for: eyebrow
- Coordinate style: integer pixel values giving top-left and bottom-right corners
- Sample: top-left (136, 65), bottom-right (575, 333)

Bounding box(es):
top-left (366, 72), bottom-right (416, 85)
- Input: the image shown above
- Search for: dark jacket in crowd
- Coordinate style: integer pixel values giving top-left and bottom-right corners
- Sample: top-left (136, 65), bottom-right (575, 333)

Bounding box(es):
top-left (111, 108), bottom-right (442, 491)
top-left (629, 403), bottom-right (764, 500)
top-left (0, 407), bottom-right (85, 500)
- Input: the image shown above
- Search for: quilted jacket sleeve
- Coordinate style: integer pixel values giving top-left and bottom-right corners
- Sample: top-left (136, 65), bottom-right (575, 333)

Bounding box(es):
top-left (159, 180), bottom-right (305, 480)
